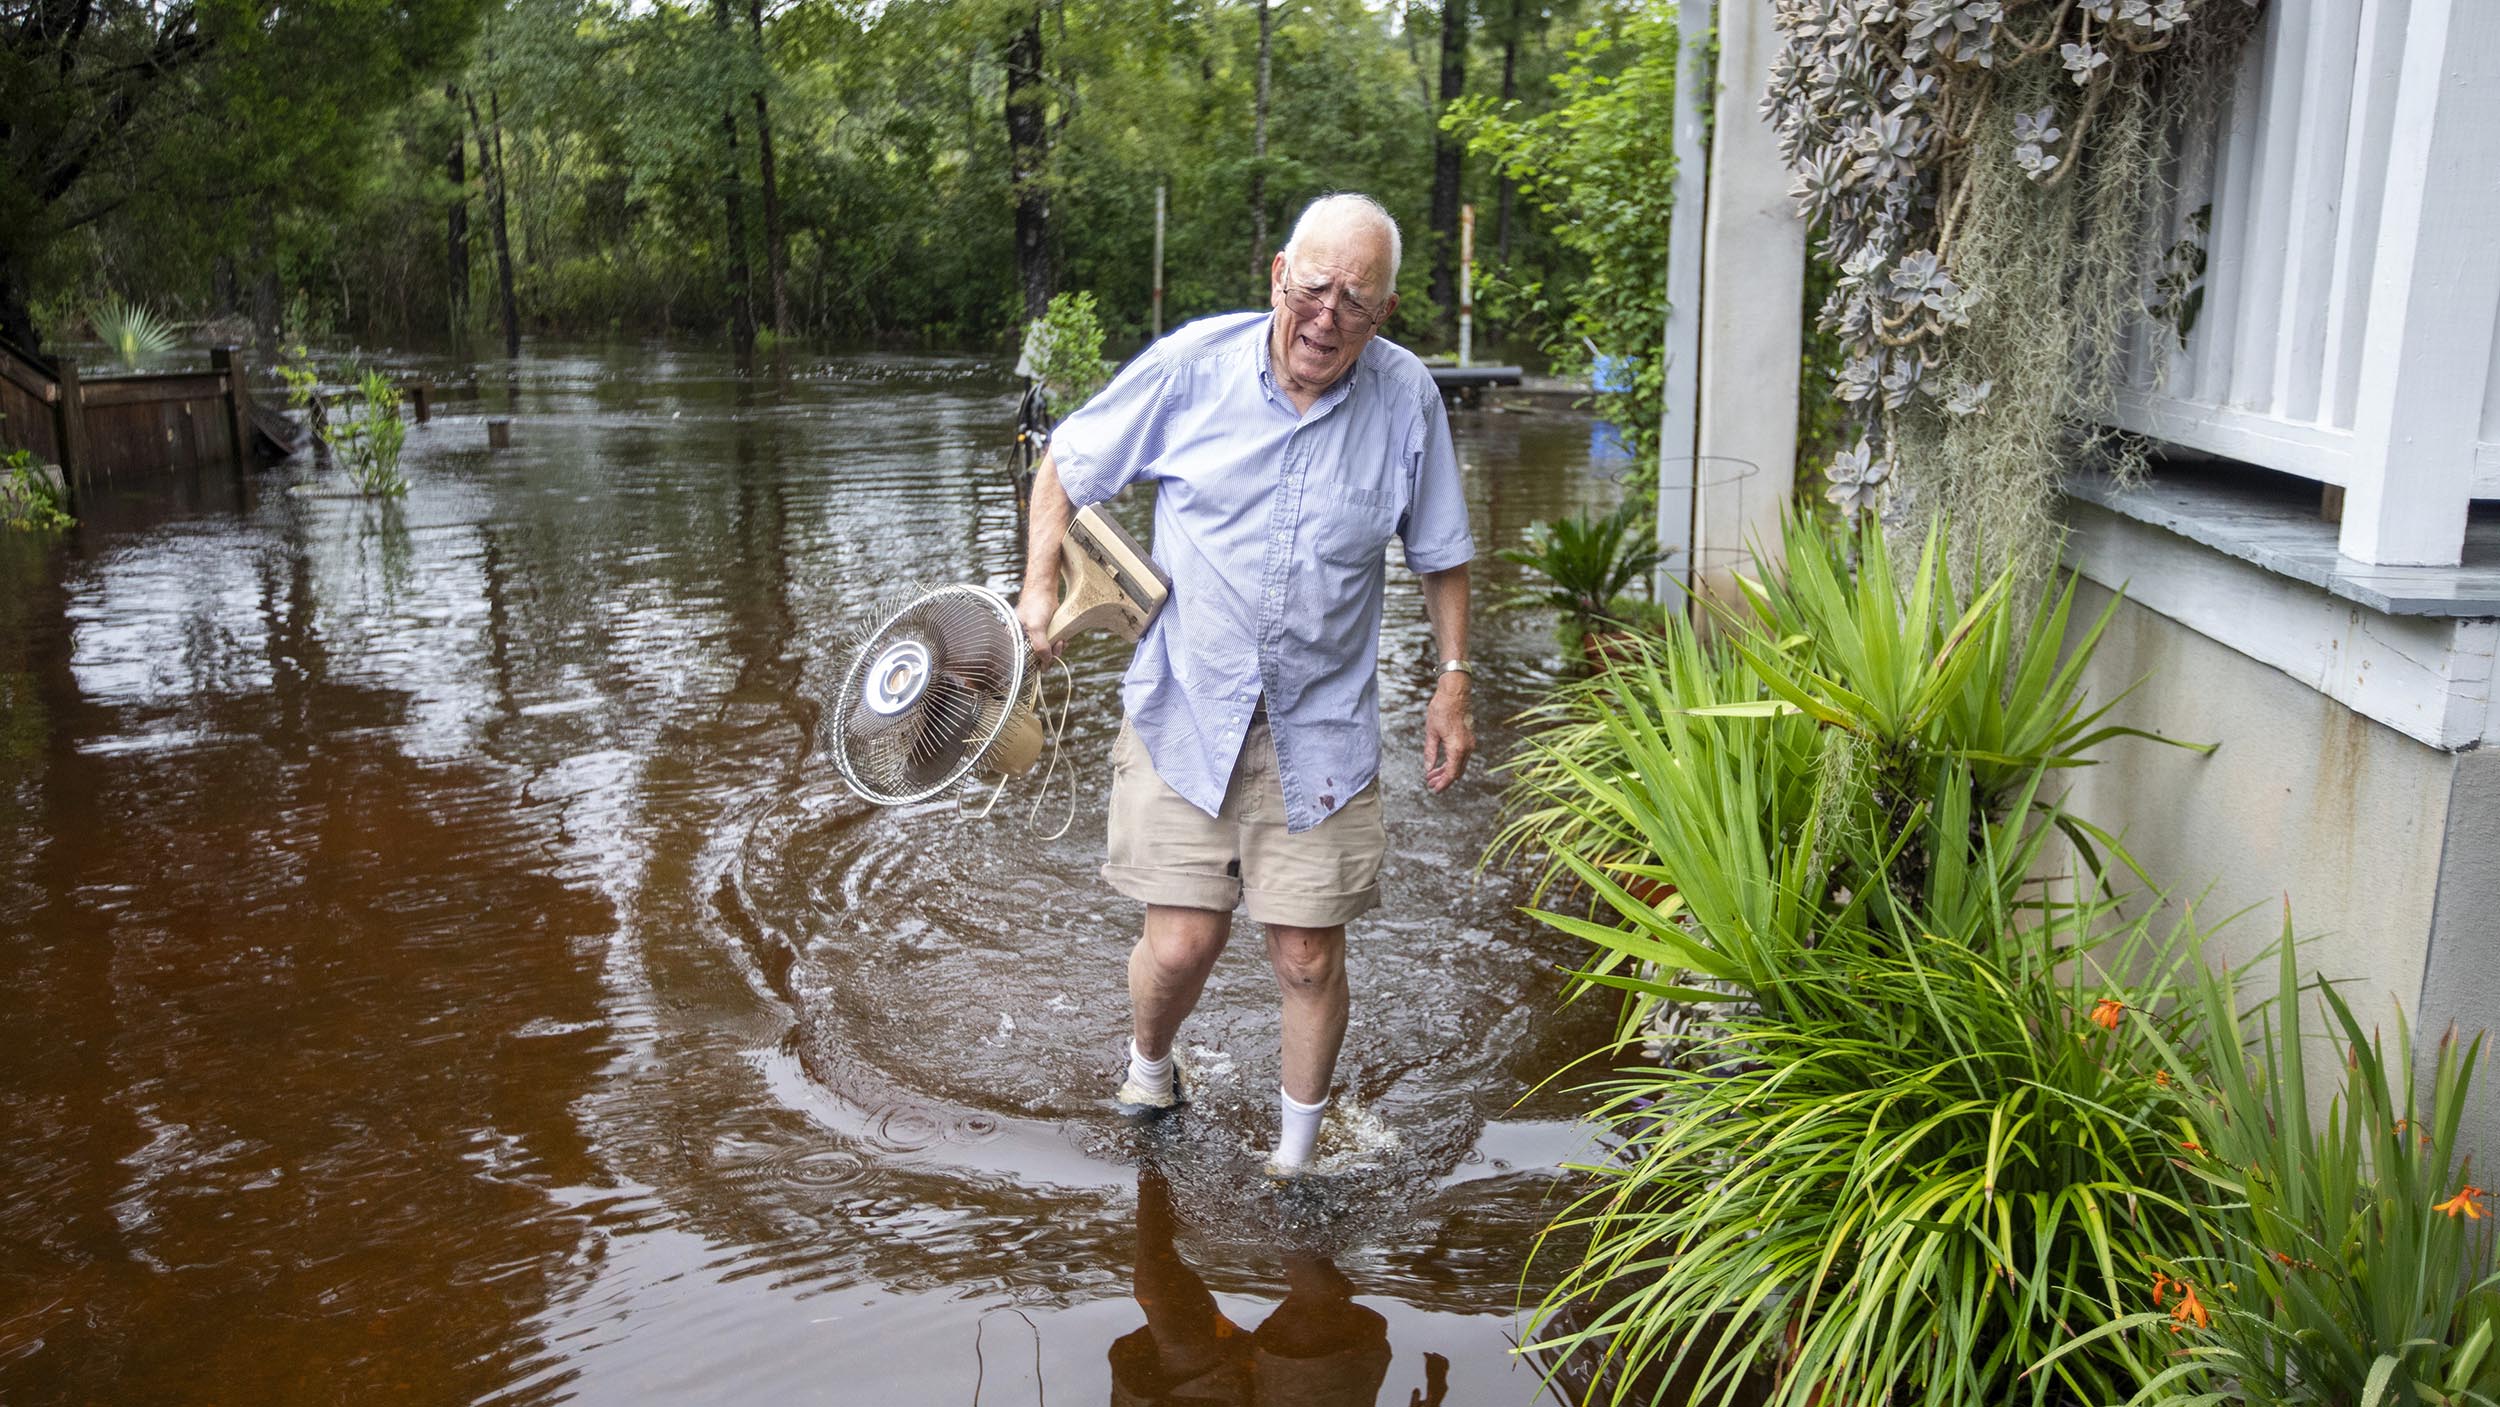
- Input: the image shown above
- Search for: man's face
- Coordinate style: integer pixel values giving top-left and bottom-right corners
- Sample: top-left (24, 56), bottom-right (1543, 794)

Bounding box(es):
top-left (1268, 231), bottom-right (1397, 395)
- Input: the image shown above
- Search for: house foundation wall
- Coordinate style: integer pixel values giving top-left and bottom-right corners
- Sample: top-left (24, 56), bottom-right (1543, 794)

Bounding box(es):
top-left (2061, 581), bottom-right (2463, 1034)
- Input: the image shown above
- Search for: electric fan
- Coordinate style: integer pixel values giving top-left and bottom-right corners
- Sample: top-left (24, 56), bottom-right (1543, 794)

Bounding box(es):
top-left (827, 505), bottom-right (1169, 807)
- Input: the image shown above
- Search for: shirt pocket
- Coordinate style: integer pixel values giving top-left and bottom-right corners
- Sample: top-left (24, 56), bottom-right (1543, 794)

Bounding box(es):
top-left (1306, 482), bottom-right (1400, 568)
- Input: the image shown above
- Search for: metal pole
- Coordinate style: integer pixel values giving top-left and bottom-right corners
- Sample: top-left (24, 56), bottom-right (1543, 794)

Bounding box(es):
top-left (1458, 203), bottom-right (1475, 369)
top-left (1152, 181), bottom-right (1167, 339)
top-left (1657, 0), bottom-right (1714, 603)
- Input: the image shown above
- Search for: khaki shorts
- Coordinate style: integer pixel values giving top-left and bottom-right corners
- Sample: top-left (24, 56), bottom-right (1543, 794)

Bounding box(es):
top-left (1103, 715), bottom-right (1386, 928)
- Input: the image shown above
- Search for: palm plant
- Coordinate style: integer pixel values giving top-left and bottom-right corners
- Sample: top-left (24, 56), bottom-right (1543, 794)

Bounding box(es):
top-left (1497, 500), bottom-right (1667, 651)
top-left (90, 297), bottom-right (179, 370)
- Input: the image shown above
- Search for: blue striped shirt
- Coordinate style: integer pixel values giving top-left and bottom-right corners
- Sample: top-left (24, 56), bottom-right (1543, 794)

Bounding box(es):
top-left (1050, 312), bottom-right (1474, 833)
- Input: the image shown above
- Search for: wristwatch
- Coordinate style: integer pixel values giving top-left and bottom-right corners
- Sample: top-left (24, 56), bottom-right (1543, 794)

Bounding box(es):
top-left (1438, 659), bottom-right (1476, 680)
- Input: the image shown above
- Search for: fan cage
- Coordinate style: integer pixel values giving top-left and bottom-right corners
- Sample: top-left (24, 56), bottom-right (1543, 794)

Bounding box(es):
top-left (827, 585), bottom-right (1033, 805)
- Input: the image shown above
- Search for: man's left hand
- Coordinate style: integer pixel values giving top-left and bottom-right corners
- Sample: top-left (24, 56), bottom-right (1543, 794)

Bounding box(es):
top-left (1423, 675), bottom-right (1474, 793)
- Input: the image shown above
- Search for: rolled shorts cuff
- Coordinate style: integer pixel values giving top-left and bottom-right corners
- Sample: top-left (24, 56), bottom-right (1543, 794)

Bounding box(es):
top-left (1242, 883), bottom-right (1379, 929)
top-left (1100, 861), bottom-right (1241, 914)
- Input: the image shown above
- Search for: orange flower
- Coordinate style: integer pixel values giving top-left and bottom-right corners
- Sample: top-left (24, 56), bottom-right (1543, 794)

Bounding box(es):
top-left (2089, 998), bottom-right (2126, 1031)
top-left (2437, 1185), bottom-right (2487, 1220)
top-left (2150, 1272), bottom-right (2171, 1309)
top-left (2153, 1070), bottom-right (2172, 1087)
top-left (2168, 1279), bottom-right (2209, 1333)
top-left (2180, 1140), bottom-right (2205, 1155)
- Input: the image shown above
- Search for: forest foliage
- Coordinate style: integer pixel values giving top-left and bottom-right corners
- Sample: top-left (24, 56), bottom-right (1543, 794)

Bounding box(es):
top-left (6, 0), bottom-right (1667, 361)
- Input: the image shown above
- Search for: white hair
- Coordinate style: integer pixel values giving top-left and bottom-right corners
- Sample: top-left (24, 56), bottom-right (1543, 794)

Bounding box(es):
top-left (1282, 193), bottom-right (1402, 289)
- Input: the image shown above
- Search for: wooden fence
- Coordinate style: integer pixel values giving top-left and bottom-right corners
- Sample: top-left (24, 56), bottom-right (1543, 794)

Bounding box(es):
top-left (0, 339), bottom-right (276, 507)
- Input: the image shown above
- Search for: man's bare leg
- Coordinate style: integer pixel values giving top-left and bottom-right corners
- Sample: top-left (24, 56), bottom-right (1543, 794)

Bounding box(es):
top-left (1264, 924), bottom-right (1349, 1105)
top-left (1130, 904), bottom-right (1232, 1062)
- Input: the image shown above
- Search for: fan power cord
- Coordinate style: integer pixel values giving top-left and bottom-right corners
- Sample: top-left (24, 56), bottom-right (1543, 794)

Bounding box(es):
top-left (1025, 654), bottom-right (1077, 841)
top-left (959, 653), bottom-right (1077, 842)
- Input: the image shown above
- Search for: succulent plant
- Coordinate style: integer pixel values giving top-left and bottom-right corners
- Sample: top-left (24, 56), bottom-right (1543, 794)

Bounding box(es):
top-left (1764, 0), bottom-right (2264, 505)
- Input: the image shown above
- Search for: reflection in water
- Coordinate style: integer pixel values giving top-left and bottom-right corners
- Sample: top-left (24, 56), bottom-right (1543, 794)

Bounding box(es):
top-left (1113, 1163), bottom-right (1425, 1407)
top-left (0, 344), bottom-right (1636, 1404)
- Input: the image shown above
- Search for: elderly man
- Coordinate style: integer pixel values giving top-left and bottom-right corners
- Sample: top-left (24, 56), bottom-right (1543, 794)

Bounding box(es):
top-left (1016, 193), bottom-right (1475, 1177)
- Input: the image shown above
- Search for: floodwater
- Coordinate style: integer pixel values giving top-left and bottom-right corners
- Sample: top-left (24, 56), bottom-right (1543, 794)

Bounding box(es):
top-left (0, 344), bottom-right (1638, 1405)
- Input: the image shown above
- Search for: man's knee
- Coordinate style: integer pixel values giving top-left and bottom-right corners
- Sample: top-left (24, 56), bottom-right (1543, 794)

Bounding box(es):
top-left (1265, 924), bottom-right (1345, 991)
top-left (1142, 904), bottom-right (1230, 974)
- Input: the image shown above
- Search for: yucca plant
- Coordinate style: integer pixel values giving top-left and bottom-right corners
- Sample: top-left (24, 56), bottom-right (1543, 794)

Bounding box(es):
top-left (90, 297), bottom-right (179, 370)
top-left (1495, 511), bottom-right (2227, 1405)
top-left (1493, 514), bottom-right (2197, 914)
top-left (1487, 619), bottom-right (1798, 910)
top-left (1712, 517), bottom-right (2199, 901)
top-left (2044, 925), bottom-right (2500, 1406)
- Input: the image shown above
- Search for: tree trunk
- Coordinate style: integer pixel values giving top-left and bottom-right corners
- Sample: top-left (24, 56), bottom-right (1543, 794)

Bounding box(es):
top-left (1496, 0), bottom-right (1520, 262)
top-left (1402, 2), bottom-right (1434, 109)
top-left (251, 213), bottom-right (281, 363)
top-left (447, 85), bottom-right (471, 336)
top-left (1249, 0), bottom-right (1275, 297)
top-left (748, 0), bottom-right (790, 341)
top-left (1428, 0), bottom-right (1469, 331)
top-left (0, 253), bottom-right (40, 354)
top-left (488, 92), bottom-right (520, 357)
top-left (1004, 4), bottom-right (1052, 323)
top-left (464, 86), bottom-right (520, 358)
top-left (212, 256), bottom-right (240, 319)
top-left (713, 0), bottom-right (755, 353)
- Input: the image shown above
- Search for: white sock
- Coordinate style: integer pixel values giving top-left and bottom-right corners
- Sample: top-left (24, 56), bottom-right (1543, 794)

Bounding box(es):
top-left (1275, 1087), bottom-right (1327, 1170)
top-left (1128, 1040), bottom-right (1173, 1097)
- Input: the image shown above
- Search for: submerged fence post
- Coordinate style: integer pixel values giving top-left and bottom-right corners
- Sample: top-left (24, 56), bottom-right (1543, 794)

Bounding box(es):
top-left (52, 356), bottom-right (88, 500)
top-left (212, 346), bottom-right (250, 475)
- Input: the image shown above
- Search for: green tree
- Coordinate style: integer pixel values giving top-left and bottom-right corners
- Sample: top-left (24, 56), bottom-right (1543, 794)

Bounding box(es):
top-left (1449, 2), bottom-right (1676, 482)
top-left (0, 0), bottom-right (490, 351)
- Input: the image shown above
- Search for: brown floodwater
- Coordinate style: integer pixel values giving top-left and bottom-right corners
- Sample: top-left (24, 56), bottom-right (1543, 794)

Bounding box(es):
top-left (0, 344), bottom-right (1640, 1405)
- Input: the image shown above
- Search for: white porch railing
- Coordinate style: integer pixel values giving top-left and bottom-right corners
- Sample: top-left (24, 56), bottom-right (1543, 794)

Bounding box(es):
top-left (2104, 0), bottom-right (2500, 567)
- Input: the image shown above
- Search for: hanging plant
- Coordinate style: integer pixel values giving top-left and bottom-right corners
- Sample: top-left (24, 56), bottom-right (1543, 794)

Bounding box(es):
top-left (1765, 0), bottom-right (2261, 572)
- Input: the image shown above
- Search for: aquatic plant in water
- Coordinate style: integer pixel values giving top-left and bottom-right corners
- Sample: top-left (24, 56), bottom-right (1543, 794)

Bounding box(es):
top-left (1020, 291), bottom-right (1111, 416)
top-left (282, 350), bottom-right (408, 498)
top-left (334, 370), bottom-right (410, 498)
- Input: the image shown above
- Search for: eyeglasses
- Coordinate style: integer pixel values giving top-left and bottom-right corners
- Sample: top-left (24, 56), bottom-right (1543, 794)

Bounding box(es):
top-left (1277, 261), bottom-right (1388, 332)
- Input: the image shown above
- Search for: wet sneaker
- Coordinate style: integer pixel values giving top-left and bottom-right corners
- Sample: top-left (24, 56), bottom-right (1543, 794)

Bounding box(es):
top-left (1112, 1053), bottom-right (1187, 1117)
top-left (1261, 1154), bottom-right (1308, 1182)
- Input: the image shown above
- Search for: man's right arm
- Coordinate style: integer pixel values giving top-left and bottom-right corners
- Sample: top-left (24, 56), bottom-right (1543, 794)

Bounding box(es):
top-left (1017, 449), bottom-right (1073, 657)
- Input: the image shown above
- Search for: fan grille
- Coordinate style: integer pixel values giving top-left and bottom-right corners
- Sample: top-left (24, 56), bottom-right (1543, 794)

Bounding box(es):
top-left (827, 586), bottom-right (1031, 804)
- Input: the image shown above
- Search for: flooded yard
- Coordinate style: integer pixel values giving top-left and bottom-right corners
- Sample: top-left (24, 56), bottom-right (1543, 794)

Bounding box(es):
top-left (0, 345), bottom-right (1632, 1405)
